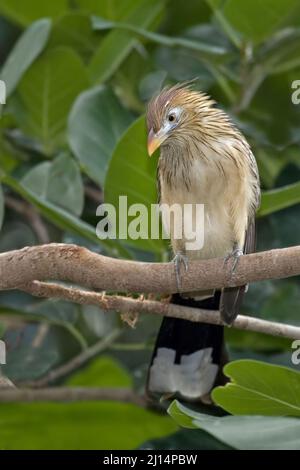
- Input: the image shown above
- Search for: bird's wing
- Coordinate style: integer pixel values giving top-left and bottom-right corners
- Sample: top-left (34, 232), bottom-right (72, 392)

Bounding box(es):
top-left (220, 216), bottom-right (256, 325)
top-left (243, 216), bottom-right (256, 255)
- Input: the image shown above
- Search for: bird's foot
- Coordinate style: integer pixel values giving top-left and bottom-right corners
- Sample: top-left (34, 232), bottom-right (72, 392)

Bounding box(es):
top-left (223, 247), bottom-right (243, 274)
top-left (172, 252), bottom-right (189, 291)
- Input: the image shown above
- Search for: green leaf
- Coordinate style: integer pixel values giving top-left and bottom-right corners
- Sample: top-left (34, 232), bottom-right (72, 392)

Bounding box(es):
top-left (0, 356), bottom-right (176, 449)
top-left (92, 16), bottom-right (230, 58)
top-left (66, 356), bottom-right (132, 387)
top-left (2, 173), bottom-right (130, 258)
top-left (0, 18), bottom-right (51, 98)
top-left (225, 328), bottom-right (291, 352)
top-left (168, 400), bottom-right (300, 450)
top-left (0, 184), bottom-right (4, 231)
top-left (21, 162), bottom-right (51, 199)
top-left (0, 401), bottom-right (176, 449)
top-left (89, 0), bottom-right (165, 83)
top-left (2, 345), bottom-right (59, 382)
top-left (258, 28), bottom-right (300, 76)
top-left (16, 47), bottom-right (89, 155)
top-left (167, 401), bottom-right (199, 429)
top-left (259, 181), bottom-right (300, 216)
top-left (0, 0), bottom-right (69, 26)
top-left (212, 360), bottom-right (300, 416)
top-left (48, 154), bottom-right (84, 216)
top-left (75, 0), bottom-right (141, 21)
top-left (68, 85), bottom-right (133, 186)
top-left (21, 154), bottom-right (84, 216)
top-left (47, 13), bottom-right (100, 62)
top-left (255, 147), bottom-right (288, 189)
top-left (104, 116), bottom-right (166, 254)
top-left (208, 0), bottom-right (299, 45)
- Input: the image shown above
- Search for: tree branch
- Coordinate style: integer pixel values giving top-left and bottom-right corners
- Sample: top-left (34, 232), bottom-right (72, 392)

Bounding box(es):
top-left (21, 281), bottom-right (300, 340)
top-left (0, 243), bottom-right (299, 294)
top-left (0, 387), bottom-right (147, 406)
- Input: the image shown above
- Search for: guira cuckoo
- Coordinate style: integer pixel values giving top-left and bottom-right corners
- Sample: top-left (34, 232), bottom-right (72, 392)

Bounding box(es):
top-left (146, 83), bottom-right (260, 400)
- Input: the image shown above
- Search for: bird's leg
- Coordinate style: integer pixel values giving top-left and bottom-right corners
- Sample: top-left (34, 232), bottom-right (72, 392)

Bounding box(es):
top-left (172, 252), bottom-right (189, 291)
top-left (223, 243), bottom-right (243, 274)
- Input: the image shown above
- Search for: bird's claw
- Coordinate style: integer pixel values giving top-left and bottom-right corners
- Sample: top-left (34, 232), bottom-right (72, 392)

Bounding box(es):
top-left (223, 247), bottom-right (243, 274)
top-left (172, 252), bottom-right (189, 291)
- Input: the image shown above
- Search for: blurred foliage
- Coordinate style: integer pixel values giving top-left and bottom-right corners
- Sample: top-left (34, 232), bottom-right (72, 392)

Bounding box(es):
top-left (0, 356), bottom-right (176, 449)
top-left (0, 0), bottom-right (299, 450)
top-left (168, 399), bottom-right (300, 450)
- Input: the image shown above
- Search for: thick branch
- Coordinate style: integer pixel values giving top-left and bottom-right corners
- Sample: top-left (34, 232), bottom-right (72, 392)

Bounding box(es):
top-left (0, 387), bottom-right (147, 406)
top-left (22, 281), bottom-right (300, 340)
top-left (0, 243), bottom-right (299, 294)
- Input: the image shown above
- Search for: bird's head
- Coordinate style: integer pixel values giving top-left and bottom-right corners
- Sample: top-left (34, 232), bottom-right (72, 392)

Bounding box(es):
top-left (146, 83), bottom-right (216, 156)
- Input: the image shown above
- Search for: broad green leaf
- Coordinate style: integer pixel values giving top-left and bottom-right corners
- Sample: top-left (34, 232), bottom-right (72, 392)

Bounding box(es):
top-left (2, 173), bottom-right (130, 258)
top-left (0, 302), bottom-right (86, 350)
top-left (2, 345), bottom-right (58, 381)
top-left (68, 85), bottom-right (133, 186)
top-left (0, 184), bottom-right (4, 230)
top-left (47, 154), bottom-right (84, 216)
top-left (66, 356), bottom-right (132, 387)
top-left (21, 162), bottom-right (51, 198)
top-left (80, 304), bottom-right (117, 339)
top-left (75, 0), bottom-right (140, 21)
top-left (21, 154), bottom-right (84, 216)
top-left (168, 400), bottom-right (300, 450)
top-left (255, 148), bottom-right (288, 189)
top-left (258, 28), bottom-right (300, 76)
top-left (104, 116), bottom-right (166, 254)
top-left (0, 401), bottom-right (176, 449)
top-left (259, 181), bottom-right (300, 216)
top-left (225, 329), bottom-right (291, 352)
top-left (0, 18), bottom-right (51, 98)
top-left (92, 16), bottom-right (230, 58)
top-left (212, 360), bottom-right (300, 416)
top-left (0, 0), bottom-right (69, 26)
top-left (260, 282), bottom-right (300, 324)
top-left (208, 0), bottom-right (299, 45)
top-left (0, 356), bottom-right (176, 449)
top-left (89, 0), bottom-right (165, 83)
top-left (16, 47), bottom-right (89, 155)
top-left (47, 13), bottom-right (100, 62)
top-left (0, 221), bottom-right (36, 251)
top-left (167, 401), bottom-right (199, 429)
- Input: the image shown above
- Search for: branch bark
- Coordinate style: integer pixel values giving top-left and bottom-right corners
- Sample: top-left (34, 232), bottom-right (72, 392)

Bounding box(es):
top-left (0, 243), bottom-right (299, 294)
top-left (0, 387), bottom-right (147, 406)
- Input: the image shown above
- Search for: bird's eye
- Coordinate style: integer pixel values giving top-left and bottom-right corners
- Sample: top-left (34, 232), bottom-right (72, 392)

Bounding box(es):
top-left (168, 113), bottom-right (175, 123)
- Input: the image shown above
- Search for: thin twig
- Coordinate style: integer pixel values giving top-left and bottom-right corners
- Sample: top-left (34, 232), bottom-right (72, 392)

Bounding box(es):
top-left (22, 281), bottom-right (300, 340)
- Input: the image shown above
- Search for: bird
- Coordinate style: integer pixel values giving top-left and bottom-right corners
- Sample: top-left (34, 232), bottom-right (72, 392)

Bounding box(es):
top-left (146, 82), bottom-right (260, 401)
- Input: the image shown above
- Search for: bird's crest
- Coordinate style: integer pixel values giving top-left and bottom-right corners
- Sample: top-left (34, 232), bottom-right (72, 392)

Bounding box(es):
top-left (147, 80), bottom-right (214, 132)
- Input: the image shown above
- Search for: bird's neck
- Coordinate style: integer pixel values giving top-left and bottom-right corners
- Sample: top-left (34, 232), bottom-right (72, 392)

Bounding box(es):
top-left (159, 141), bottom-right (196, 190)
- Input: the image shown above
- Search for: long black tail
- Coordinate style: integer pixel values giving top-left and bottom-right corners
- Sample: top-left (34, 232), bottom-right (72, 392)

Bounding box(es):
top-left (147, 292), bottom-right (225, 401)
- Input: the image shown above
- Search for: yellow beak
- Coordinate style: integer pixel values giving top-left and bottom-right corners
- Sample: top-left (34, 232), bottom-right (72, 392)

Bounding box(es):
top-left (147, 128), bottom-right (164, 157)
